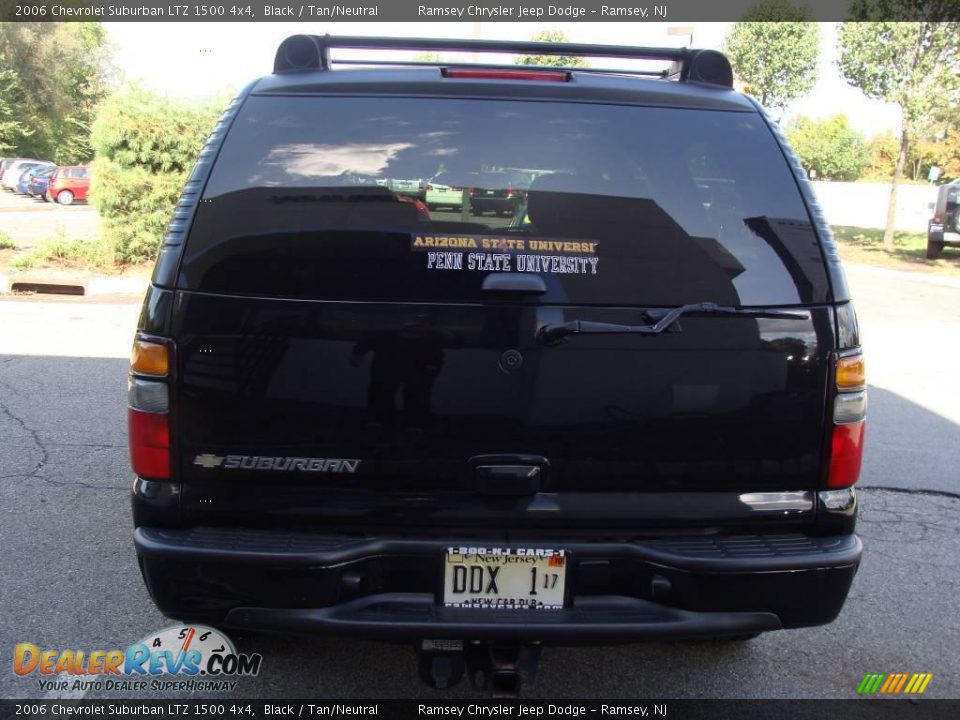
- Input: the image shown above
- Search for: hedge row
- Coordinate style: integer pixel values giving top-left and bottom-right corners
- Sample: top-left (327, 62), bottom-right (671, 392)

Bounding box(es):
top-left (90, 87), bottom-right (224, 265)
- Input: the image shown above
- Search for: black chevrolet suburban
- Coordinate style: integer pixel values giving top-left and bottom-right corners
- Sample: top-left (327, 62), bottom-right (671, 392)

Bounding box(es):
top-left (129, 36), bottom-right (865, 692)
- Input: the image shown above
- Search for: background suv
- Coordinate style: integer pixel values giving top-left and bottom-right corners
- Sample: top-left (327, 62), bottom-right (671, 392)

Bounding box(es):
top-left (425, 172), bottom-right (473, 210)
top-left (927, 181), bottom-right (960, 258)
top-left (469, 170), bottom-right (533, 217)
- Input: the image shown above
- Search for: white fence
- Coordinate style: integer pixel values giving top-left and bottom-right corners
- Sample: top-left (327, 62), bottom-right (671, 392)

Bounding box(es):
top-left (809, 180), bottom-right (938, 232)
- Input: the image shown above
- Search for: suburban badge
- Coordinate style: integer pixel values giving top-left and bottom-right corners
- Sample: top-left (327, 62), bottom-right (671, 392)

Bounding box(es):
top-left (192, 454), bottom-right (361, 473)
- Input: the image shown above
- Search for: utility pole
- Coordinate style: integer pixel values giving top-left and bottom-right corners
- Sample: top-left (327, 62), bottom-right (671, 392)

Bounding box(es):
top-left (472, 21), bottom-right (482, 62)
top-left (667, 25), bottom-right (695, 47)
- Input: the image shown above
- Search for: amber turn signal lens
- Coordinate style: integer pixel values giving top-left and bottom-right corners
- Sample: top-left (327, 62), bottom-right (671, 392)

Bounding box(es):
top-left (836, 354), bottom-right (865, 389)
top-left (131, 340), bottom-right (169, 376)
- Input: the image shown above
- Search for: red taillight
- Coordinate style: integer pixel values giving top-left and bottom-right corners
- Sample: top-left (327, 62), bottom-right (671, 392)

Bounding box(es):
top-left (827, 351), bottom-right (866, 489)
top-left (828, 421), bottom-right (865, 489)
top-left (442, 68), bottom-right (568, 82)
top-left (128, 340), bottom-right (171, 479)
top-left (128, 408), bottom-right (170, 478)
top-left (933, 212), bottom-right (942, 223)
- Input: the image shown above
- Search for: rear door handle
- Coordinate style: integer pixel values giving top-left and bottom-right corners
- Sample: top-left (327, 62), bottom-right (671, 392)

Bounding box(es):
top-left (475, 465), bottom-right (541, 496)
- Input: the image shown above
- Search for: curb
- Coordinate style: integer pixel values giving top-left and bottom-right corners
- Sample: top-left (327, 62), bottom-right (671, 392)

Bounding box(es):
top-left (3, 265), bottom-right (956, 297)
top-left (0, 273), bottom-right (149, 297)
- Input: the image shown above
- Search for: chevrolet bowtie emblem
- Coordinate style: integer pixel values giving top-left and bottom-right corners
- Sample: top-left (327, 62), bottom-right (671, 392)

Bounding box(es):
top-left (193, 454), bottom-right (225, 469)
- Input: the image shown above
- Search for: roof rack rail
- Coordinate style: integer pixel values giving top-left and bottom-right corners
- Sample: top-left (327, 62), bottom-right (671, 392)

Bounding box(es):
top-left (273, 35), bottom-right (734, 89)
top-left (341, 58), bottom-right (671, 79)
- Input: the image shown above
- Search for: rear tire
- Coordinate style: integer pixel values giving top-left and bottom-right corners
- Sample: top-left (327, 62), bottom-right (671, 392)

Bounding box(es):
top-left (56, 190), bottom-right (74, 206)
top-left (926, 239), bottom-right (944, 259)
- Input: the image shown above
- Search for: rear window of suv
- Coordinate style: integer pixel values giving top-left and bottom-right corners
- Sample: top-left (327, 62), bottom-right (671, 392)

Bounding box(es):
top-left (182, 95), bottom-right (829, 306)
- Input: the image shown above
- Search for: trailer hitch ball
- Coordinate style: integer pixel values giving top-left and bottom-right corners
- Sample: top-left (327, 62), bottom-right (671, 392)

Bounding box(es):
top-left (466, 642), bottom-right (542, 697)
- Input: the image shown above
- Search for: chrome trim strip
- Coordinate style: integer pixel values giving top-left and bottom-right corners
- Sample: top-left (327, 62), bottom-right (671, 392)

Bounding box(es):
top-left (739, 491), bottom-right (814, 512)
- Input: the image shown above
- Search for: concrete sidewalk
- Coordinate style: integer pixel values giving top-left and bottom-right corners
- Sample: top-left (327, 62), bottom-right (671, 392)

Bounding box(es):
top-left (843, 262), bottom-right (960, 290)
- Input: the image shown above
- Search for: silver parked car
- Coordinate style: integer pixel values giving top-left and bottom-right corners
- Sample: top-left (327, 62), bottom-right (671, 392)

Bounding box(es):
top-left (1, 159), bottom-right (55, 192)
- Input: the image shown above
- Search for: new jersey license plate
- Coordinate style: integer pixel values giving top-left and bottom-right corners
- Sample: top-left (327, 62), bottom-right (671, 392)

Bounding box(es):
top-left (443, 547), bottom-right (567, 610)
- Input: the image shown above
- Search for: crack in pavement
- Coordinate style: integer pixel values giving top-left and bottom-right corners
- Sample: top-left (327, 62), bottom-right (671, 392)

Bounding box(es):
top-left (858, 488), bottom-right (960, 547)
top-left (860, 485), bottom-right (960, 502)
top-left (0, 368), bottom-right (126, 490)
top-left (48, 443), bottom-right (126, 449)
top-left (11, 474), bottom-right (123, 491)
top-left (0, 397), bottom-right (48, 482)
top-left (858, 543), bottom-right (960, 575)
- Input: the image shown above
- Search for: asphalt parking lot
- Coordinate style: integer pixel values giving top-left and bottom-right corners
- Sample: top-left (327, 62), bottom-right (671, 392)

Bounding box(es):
top-left (0, 187), bottom-right (99, 250)
top-left (0, 264), bottom-right (958, 700)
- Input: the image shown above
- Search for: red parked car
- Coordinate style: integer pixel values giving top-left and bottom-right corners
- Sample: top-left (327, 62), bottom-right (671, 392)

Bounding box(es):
top-left (46, 165), bottom-right (91, 205)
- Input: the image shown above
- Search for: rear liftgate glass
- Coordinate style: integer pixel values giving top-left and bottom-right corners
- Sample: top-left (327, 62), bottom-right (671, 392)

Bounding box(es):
top-left (172, 95), bottom-right (836, 564)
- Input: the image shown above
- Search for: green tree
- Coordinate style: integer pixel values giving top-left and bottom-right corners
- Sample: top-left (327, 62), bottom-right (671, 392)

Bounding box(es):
top-left (909, 136), bottom-right (943, 182)
top-left (938, 127), bottom-right (960, 182)
top-left (863, 128), bottom-right (956, 182)
top-left (516, 30), bottom-right (587, 68)
top-left (723, 0), bottom-right (819, 110)
top-left (786, 115), bottom-right (870, 181)
top-left (91, 86), bottom-right (223, 265)
top-left (838, 8), bottom-right (960, 248)
top-left (922, 103), bottom-right (960, 183)
top-left (0, 67), bottom-right (28, 154)
top-left (862, 131), bottom-right (901, 180)
top-left (0, 22), bottom-right (110, 163)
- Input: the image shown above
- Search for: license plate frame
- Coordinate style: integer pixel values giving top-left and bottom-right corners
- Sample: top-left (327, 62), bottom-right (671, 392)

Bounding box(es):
top-left (441, 546), bottom-right (568, 610)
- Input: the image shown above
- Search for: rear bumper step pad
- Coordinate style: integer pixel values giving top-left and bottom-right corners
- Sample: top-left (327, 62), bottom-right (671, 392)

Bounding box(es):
top-left (225, 594), bottom-right (783, 642)
top-left (135, 527), bottom-right (862, 572)
top-left (135, 528), bottom-right (861, 639)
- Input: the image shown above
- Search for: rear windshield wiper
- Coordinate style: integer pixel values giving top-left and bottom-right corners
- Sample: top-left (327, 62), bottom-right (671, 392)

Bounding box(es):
top-left (537, 302), bottom-right (808, 345)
